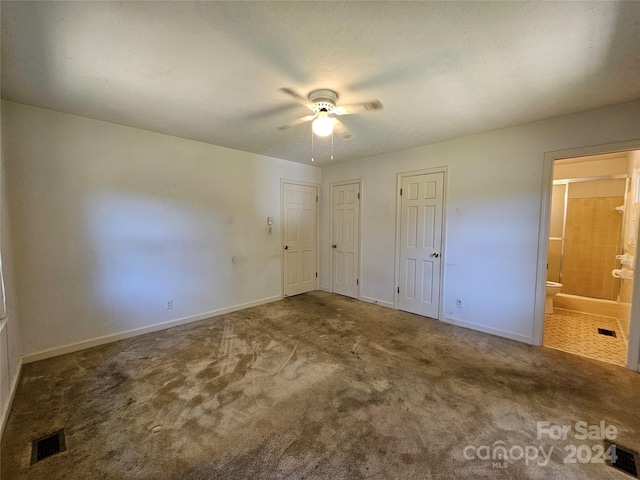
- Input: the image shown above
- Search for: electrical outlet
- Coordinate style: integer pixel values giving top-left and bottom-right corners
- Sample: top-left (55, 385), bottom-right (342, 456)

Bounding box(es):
top-left (166, 299), bottom-right (173, 310)
top-left (456, 299), bottom-right (464, 308)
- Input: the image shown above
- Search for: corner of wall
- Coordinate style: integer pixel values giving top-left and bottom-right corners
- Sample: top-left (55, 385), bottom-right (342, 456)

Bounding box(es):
top-left (1, 98), bottom-right (24, 434)
top-left (1, 331), bottom-right (22, 434)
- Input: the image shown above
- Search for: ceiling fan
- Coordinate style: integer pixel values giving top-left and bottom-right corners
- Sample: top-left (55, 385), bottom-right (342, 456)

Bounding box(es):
top-left (277, 88), bottom-right (382, 139)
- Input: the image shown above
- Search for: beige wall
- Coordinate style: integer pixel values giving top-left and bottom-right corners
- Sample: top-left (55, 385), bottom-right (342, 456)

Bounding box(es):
top-left (321, 100), bottom-right (640, 345)
top-left (3, 101), bottom-right (321, 359)
top-left (554, 155), bottom-right (627, 179)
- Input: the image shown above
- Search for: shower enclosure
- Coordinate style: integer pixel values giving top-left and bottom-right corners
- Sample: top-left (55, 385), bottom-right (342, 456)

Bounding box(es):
top-left (548, 175), bottom-right (627, 301)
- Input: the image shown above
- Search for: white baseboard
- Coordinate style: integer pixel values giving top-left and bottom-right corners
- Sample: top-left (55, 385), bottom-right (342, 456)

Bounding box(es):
top-left (359, 295), bottom-right (395, 309)
top-left (2, 359), bottom-right (22, 435)
top-left (442, 315), bottom-right (533, 344)
top-left (318, 288), bottom-right (395, 310)
top-left (320, 285), bottom-right (396, 308)
top-left (22, 295), bottom-right (282, 364)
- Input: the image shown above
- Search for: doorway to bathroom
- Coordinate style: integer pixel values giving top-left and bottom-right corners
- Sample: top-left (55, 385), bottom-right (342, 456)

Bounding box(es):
top-left (543, 150), bottom-right (640, 367)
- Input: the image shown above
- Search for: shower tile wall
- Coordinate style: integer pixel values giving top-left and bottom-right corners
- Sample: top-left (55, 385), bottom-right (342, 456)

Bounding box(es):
top-left (562, 196), bottom-right (623, 300)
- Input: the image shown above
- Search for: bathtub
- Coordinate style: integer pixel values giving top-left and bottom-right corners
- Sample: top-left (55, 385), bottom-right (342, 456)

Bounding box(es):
top-left (554, 293), bottom-right (618, 317)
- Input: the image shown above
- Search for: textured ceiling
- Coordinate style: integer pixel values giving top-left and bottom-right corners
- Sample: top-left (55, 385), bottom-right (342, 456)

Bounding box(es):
top-left (2, 1), bottom-right (640, 165)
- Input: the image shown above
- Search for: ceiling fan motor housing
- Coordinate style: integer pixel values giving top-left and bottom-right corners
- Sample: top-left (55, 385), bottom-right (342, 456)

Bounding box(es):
top-left (309, 89), bottom-right (338, 113)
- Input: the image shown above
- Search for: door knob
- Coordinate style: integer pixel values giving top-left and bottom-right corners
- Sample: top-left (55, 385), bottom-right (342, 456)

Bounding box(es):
top-left (332, 245), bottom-right (337, 248)
top-left (431, 253), bottom-right (439, 258)
top-left (284, 246), bottom-right (289, 250)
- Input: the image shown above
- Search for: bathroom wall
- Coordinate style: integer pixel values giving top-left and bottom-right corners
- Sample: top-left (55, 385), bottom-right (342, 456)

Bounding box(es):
top-left (619, 150), bottom-right (640, 338)
top-left (553, 155), bottom-right (627, 178)
top-left (547, 184), bottom-right (565, 283)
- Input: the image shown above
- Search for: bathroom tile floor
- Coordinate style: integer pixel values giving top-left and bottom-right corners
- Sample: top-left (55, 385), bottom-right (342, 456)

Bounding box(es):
top-left (544, 308), bottom-right (628, 366)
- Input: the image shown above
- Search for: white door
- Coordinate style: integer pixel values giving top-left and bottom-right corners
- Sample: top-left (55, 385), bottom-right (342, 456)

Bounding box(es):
top-left (332, 182), bottom-right (360, 298)
top-left (399, 172), bottom-right (444, 318)
top-left (283, 182), bottom-right (317, 297)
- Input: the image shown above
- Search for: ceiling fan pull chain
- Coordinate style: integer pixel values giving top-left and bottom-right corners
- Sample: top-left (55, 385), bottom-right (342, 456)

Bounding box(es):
top-left (331, 130), bottom-right (334, 161)
top-left (311, 124), bottom-right (315, 162)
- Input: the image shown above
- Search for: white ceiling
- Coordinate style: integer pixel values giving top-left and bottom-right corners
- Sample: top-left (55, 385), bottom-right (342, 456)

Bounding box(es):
top-left (2, 1), bottom-right (640, 165)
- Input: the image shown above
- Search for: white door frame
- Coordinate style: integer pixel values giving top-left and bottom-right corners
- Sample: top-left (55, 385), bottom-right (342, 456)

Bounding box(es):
top-left (280, 179), bottom-right (320, 297)
top-left (394, 166), bottom-right (448, 318)
top-left (329, 179), bottom-right (362, 299)
top-left (533, 139), bottom-right (640, 372)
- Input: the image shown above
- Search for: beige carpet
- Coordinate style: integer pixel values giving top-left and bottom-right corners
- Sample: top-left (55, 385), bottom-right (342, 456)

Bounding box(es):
top-left (3, 292), bottom-right (640, 479)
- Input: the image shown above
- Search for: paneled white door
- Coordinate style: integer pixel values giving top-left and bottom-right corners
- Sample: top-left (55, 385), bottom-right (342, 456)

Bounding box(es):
top-left (283, 182), bottom-right (317, 297)
top-left (399, 172), bottom-right (444, 318)
top-left (332, 183), bottom-right (360, 298)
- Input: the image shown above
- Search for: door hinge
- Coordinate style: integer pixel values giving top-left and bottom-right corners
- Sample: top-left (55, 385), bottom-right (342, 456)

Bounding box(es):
top-left (316, 195), bottom-right (318, 202)
top-left (316, 272), bottom-right (318, 278)
top-left (357, 192), bottom-right (360, 200)
top-left (400, 188), bottom-right (403, 196)
top-left (397, 286), bottom-right (400, 294)
top-left (356, 279), bottom-right (359, 286)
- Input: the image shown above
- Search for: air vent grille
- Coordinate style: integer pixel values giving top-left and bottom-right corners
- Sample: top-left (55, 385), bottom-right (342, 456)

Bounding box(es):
top-left (31, 430), bottom-right (66, 464)
top-left (606, 442), bottom-right (639, 478)
top-left (598, 328), bottom-right (617, 337)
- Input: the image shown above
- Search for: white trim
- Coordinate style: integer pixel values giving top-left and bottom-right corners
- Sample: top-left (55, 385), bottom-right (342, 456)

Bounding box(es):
top-left (394, 166), bottom-right (448, 318)
top-left (534, 139), bottom-right (640, 372)
top-left (628, 240), bottom-right (640, 371)
top-left (359, 295), bottom-right (395, 309)
top-left (442, 316), bottom-right (534, 345)
top-left (22, 295), bottom-right (281, 364)
top-left (532, 154), bottom-right (555, 345)
top-left (2, 360), bottom-right (22, 435)
top-left (280, 179), bottom-right (320, 296)
top-left (280, 178), bottom-right (319, 188)
top-left (319, 285), bottom-right (330, 293)
top-left (329, 179), bottom-right (362, 300)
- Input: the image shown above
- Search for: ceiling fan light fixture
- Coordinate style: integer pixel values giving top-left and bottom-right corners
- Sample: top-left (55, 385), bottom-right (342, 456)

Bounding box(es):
top-left (312, 112), bottom-right (334, 137)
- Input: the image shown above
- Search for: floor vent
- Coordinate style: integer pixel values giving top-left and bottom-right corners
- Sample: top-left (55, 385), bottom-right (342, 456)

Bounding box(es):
top-left (598, 328), bottom-right (617, 337)
top-left (31, 430), bottom-right (66, 465)
top-left (606, 442), bottom-right (639, 478)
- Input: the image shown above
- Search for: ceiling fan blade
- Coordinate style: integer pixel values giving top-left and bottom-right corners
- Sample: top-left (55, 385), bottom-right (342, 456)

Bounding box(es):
top-left (334, 101), bottom-right (383, 116)
top-left (277, 114), bottom-right (316, 130)
top-left (278, 87), bottom-right (306, 100)
top-left (278, 87), bottom-right (316, 110)
top-left (333, 118), bottom-right (354, 140)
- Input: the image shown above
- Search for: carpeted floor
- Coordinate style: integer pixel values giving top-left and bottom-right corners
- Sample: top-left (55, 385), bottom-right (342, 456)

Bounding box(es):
top-left (3, 291), bottom-right (640, 479)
